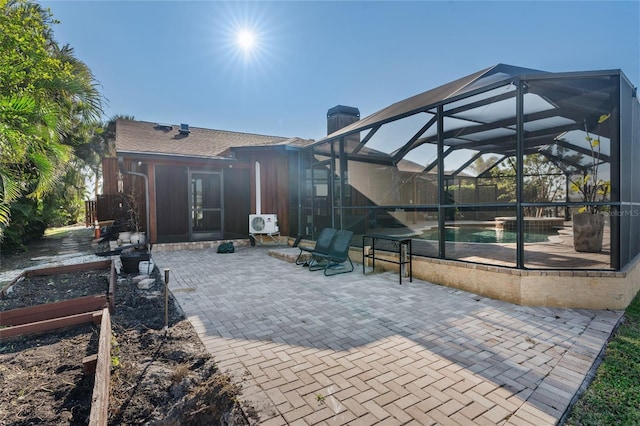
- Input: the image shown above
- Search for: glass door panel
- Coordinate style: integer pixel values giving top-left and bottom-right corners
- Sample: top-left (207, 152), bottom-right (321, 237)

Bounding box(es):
top-left (312, 161), bottom-right (332, 235)
top-left (190, 171), bottom-right (222, 240)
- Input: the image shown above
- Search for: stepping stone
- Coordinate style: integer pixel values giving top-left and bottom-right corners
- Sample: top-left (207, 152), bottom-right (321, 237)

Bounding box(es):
top-left (133, 274), bottom-right (150, 284)
top-left (137, 278), bottom-right (155, 290)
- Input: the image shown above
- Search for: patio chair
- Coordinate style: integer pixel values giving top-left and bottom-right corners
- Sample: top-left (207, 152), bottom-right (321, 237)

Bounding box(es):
top-left (291, 234), bottom-right (304, 248)
top-left (308, 229), bottom-right (354, 276)
top-left (295, 228), bottom-right (336, 265)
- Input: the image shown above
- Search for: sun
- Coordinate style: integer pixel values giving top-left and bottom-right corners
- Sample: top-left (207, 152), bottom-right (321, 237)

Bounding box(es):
top-left (237, 29), bottom-right (256, 52)
top-left (209, 5), bottom-right (274, 70)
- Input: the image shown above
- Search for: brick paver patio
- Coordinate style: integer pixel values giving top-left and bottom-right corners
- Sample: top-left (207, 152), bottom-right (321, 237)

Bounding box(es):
top-left (153, 246), bottom-right (622, 425)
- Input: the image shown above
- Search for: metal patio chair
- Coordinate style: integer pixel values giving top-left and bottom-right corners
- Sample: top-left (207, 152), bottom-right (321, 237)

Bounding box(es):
top-left (295, 228), bottom-right (337, 266)
top-left (308, 229), bottom-right (354, 276)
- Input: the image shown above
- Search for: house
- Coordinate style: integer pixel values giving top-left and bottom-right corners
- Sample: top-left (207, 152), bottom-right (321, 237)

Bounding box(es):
top-left (100, 63), bottom-right (640, 309)
top-left (100, 119), bottom-right (314, 245)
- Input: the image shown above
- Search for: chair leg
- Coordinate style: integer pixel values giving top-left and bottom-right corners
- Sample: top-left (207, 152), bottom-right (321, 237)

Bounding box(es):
top-left (308, 257), bottom-right (328, 271)
top-left (323, 256), bottom-right (354, 276)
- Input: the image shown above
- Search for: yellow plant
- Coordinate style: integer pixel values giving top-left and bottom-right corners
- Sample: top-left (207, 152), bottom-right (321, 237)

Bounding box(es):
top-left (569, 113), bottom-right (611, 214)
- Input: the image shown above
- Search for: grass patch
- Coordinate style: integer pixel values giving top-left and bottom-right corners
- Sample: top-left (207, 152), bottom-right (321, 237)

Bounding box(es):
top-left (44, 225), bottom-right (87, 239)
top-left (564, 291), bottom-right (640, 425)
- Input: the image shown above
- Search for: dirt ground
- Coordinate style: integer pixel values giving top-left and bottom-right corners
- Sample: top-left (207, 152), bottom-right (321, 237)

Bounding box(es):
top-left (0, 226), bottom-right (256, 425)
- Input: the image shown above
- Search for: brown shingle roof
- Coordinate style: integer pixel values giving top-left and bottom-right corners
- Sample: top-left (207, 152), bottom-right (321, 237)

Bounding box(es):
top-left (116, 120), bottom-right (314, 159)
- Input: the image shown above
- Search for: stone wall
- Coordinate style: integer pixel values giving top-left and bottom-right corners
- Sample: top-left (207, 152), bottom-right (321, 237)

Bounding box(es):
top-left (354, 243), bottom-right (640, 310)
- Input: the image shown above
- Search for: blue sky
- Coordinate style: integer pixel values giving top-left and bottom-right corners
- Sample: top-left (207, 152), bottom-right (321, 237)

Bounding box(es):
top-left (44, 1), bottom-right (639, 141)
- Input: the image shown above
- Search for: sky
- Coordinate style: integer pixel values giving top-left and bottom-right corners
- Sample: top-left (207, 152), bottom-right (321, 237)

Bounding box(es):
top-left (43, 0), bottom-right (640, 142)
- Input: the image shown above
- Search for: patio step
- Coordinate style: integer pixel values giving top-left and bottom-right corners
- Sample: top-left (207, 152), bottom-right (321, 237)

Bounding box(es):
top-left (267, 247), bottom-right (309, 263)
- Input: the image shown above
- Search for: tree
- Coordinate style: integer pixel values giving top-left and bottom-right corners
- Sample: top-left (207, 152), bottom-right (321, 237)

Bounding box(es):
top-left (0, 0), bottom-right (103, 243)
top-left (75, 115), bottom-right (134, 198)
top-left (487, 154), bottom-right (566, 216)
top-left (470, 155), bottom-right (500, 176)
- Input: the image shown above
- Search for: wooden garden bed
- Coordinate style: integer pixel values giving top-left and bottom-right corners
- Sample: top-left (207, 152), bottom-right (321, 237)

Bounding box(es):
top-left (0, 257), bottom-right (249, 425)
top-left (88, 307), bottom-right (112, 426)
top-left (0, 259), bottom-right (115, 339)
top-left (0, 261), bottom-right (115, 425)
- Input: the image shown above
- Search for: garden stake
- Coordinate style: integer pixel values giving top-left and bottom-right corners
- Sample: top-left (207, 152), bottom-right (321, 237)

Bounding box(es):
top-left (164, 268), bottom-right (170, 332)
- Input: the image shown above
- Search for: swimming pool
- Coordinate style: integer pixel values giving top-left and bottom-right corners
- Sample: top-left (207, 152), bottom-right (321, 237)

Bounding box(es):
top-left (417, 227), bottom-right (556, 243)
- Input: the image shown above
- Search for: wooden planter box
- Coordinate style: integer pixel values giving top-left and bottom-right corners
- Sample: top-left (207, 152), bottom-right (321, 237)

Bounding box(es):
top-left (0, 260), bottom-right (115, 339)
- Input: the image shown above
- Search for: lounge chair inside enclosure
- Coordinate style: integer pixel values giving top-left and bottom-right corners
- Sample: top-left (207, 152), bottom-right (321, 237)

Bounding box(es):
top-left (308, 229), bottom-right (354, 276)
top-left (295, 228), bottom-right (337, 265)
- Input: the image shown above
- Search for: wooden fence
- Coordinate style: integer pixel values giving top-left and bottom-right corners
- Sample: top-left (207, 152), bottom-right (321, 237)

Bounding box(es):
top-left (85, 200), bottom-right (97, 226)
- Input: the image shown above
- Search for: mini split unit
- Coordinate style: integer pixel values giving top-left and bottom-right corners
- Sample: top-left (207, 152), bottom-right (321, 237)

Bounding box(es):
top-left (249, 214), bottom-right (278, 234)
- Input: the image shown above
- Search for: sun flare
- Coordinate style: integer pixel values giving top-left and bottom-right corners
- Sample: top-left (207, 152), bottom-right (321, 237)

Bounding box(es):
top-left (210, 5), bottom-right (274, 71)
top-left (237, 30), bottom-right (256, 52)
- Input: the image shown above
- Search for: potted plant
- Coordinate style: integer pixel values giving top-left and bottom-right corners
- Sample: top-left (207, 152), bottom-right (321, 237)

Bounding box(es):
top-left (120, 189), bottom-right (150, 273)
top-left (569, 113), bottom-right (611, 252)
top-left (124, 189), bottom-right (145, 245)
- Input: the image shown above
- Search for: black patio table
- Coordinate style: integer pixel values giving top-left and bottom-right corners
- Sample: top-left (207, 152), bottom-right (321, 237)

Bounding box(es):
top-left (362, 234), bottom-right (412, 285)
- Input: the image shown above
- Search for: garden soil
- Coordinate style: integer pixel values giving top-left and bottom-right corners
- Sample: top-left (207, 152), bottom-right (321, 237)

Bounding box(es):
top-left (0, 226), bottom-right (257, 425)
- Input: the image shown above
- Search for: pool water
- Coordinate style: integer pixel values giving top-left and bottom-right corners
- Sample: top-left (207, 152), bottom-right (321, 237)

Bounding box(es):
top-left (417, 227), bottom-right (554, 243)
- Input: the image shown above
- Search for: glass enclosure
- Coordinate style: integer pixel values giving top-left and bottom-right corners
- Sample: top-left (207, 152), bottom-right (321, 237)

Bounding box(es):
top-left (296, 65), bottom-right (639, 270)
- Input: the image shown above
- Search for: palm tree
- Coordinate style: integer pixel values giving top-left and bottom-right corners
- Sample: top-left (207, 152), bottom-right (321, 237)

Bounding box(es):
top-left (74, 114), bottom-right (135, 199)
top-left (0, 0), bottom-right (104, 239)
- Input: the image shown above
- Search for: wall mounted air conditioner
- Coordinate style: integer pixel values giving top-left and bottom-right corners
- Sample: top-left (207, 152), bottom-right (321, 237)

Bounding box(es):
top-left (249, 214), bottom-right (279, 234)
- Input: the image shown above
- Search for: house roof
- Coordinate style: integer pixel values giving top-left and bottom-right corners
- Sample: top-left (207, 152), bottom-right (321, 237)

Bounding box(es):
top-left (115, 119), bottom-right (315, 159)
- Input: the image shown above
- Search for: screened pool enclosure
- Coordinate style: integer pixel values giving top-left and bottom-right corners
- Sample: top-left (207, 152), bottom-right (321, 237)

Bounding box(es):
top-left (299, 64), bottom-right (640, 270)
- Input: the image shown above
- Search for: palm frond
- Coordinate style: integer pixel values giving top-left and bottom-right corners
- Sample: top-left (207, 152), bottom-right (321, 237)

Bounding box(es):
top-left (0, 168), bottom-right (21, 230)
top-left (0, 95), bottom-right (36, 114)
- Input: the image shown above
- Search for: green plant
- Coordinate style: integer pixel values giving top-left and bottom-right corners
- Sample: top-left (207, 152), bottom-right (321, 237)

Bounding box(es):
top-left (124, 189), bottom-right (142, 233)
top-left (111, 355), bottom-right (120, 368)
top-left (110, 335), bottom-right (120, 369)
top-left (0, 0), bottom-right (103, 239)
top-left (568, 114), bottom-right (611, 214)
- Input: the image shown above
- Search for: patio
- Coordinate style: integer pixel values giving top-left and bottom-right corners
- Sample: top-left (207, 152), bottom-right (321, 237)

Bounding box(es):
top-left (153, 246), bottom-right (622, 425)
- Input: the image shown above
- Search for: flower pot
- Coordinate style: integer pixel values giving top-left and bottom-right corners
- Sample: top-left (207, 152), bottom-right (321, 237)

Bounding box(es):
top-left (138, 260), bottom-right (155, 275)
top-left (118, 231), bottom-right (132, 245)
top-left (130, 232), bottom-right (146, 245)
top-left (573, 212), bottom-right (604, 252)
top-left (120, 251), bottom-right (151, 274)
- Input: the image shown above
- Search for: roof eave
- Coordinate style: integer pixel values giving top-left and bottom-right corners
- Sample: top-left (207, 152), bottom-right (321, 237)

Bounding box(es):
top-left (229, 144), bottom-right (307, 153)
top-left (116, 150), bottom-right (236, 162)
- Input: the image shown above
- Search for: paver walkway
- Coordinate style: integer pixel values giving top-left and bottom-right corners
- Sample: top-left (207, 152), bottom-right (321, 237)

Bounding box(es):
top-left (153, 246), bottom-right (622, 425)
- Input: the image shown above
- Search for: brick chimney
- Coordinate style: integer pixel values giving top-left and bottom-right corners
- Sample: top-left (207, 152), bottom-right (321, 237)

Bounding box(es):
top-left (327, 105), bottom-right (360, 135)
